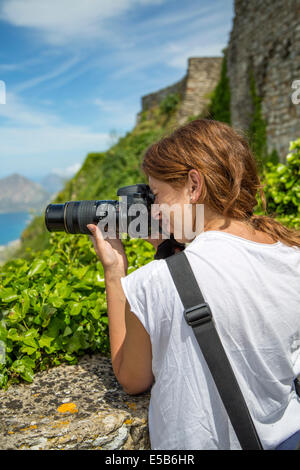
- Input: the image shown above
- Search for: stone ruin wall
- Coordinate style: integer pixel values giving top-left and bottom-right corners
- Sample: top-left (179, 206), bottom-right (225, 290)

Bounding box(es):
top-left (227, 0), bottom-right (300, 162)
top-left (140, 0), bottom-right (300, 163)
top-left (138, 57), bottom-right (223, 125)
top-left (176, 58), bottom-right (223, 125)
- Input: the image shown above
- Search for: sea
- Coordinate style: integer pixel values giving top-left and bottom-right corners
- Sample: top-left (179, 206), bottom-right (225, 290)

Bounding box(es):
top-left (0, 211), bottom-right (33, 246)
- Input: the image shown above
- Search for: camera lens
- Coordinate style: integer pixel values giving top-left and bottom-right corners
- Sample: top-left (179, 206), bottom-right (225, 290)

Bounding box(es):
top-left (45, 203), bottom-right (65, 232)
top-left (45, 200), bottom-right (119, 235)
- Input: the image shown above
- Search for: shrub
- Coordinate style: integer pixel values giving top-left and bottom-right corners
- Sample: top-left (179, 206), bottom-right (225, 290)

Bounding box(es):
top-left (0, 232), bottom-right (155, 388)
top-left (159, 93), bottom-right (180, 115)
top-left (256, 138), bottom-right (300, 229)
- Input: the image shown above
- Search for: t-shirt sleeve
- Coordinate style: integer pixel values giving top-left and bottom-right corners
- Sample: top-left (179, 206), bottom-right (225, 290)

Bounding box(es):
top-left (120, 259), bottom-right (167, 337)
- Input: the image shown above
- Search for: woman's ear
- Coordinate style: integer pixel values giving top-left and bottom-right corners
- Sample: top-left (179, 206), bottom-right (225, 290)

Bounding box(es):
top-left (188, 169), bottom-right (202, 202)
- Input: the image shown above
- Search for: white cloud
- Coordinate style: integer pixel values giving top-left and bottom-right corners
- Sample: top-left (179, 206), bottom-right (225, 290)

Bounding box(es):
top-left (109, 8), bottom-right (232, 77)
top-left (0, 0), bottom-right (164, 46)
top-left (93, 97), bottom-right (137, 128)
top-left (165, 41), bottom-right (226, 69)
top-left (0, 92), bottom-right (59, 126)
top-left (0, 91), bottom-right (110, 173)
top-left (51, 163), bottom-right (82, 178)
top-left (13, 56), bottom-right (80, 93)
top-left (0, 125), bottom-right (109, 157)
top-left (0, 123), bottom-right (110, 179)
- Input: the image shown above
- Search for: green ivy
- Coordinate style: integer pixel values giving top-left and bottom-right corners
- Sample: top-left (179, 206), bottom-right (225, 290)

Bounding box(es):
top-left (247, 68), bottom-right (279, 172)
top-left (207, 49), bottom-right (231, 124)
top-left (0, 232), bottom-right (155, 388)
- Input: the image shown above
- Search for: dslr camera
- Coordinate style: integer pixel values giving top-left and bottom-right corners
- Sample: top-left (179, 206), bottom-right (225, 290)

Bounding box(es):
top-left (45, 183), bottom-right (185, 259)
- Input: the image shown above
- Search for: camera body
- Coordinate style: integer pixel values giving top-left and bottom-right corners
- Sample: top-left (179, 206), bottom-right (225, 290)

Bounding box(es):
top-left (45, 183), bottom-right (156, 236)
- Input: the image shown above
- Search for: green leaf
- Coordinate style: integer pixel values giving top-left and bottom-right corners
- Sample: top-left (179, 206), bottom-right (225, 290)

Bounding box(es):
top-left (40, 305), bottom-right (57, 328)
top-left (21, 293), bottom-right (30, 315)
top-left (6, 304), bottom-right (24, 324)
top-left (54, 283), bottom-right (72, 299)
top-left (28, 259), bottom-right (47, 277)
top-left (69, 302), bottom-right (82, 316)
top-left (21, 330), bottom-right (39, 354)
top-left (38, 334), bottom-right (54, 350)
top-left (64, 353), bottom-right (77, 364)
top-left (48, 295), bottom-right (64, 308)
top-left (0, 325), bottom-right (7, 343)
top-left (90, 308), bottom-right (101, 320)
top-left (11, 357), bottom-right (35, 383)
top-left (62, 326), bottom-right (72, 337)
top-left (66, 333), bottom-right (82, 354)
top-left (0, 369), bottom-right (8, 388)
top-left (0, 288), bottom-right (19, 303)
top-left (7, 328), bottom-right (22, 341)
top-left (20, 344), bottom-right (38, 355)
top-left (47, 316), bottom-right (64, 337)
top-left (72, 266), bottom-right (89, 279)
top-left (2, 275), bottom-right (14, 287)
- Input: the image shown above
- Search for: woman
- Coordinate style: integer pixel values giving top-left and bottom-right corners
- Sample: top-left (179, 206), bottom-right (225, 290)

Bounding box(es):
top-left (87, 119), bottom-right (300, 450)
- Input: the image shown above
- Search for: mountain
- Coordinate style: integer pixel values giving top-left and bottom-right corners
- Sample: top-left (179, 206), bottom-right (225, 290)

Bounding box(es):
top-left (39, 173), bottom-right (67, 195)
top-left (0, 173), bottom-right (51, 214)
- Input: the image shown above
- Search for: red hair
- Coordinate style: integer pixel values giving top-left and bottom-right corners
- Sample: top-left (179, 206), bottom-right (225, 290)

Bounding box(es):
top-left (142, 119), bottom-right (300, 248)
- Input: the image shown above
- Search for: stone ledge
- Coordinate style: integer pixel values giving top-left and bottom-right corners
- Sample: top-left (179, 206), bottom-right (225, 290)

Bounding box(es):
top-left (0, 354), bottom-right (150, 450)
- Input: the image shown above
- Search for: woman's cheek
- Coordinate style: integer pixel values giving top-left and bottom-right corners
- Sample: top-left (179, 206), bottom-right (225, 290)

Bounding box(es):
top-left (172, 207), bottom-right (184, 239)
top-left (160, 209), bottom-right (171, 235)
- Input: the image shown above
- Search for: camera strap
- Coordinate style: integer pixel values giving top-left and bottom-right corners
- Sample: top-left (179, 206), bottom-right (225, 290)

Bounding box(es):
top-left (166, 250), bottom-right (263, 450)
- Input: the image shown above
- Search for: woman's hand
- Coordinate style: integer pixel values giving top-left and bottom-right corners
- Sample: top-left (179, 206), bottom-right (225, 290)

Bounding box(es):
top-left (87, 224), bottom-right (128, 275)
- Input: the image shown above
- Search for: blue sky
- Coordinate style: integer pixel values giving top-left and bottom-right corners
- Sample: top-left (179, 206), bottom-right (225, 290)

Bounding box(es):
top-left (0, 0), bottom-right (234, 181)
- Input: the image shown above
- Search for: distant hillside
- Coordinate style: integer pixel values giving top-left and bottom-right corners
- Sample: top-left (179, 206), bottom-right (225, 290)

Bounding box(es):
top-left (14, 55), bottom-right (226, 257)
top-left (0, 173), bottom-right (51, 214)
top-left (17, 92), bottom-right (187, 255)
top-left (39, 173), bottom-right (67, 196)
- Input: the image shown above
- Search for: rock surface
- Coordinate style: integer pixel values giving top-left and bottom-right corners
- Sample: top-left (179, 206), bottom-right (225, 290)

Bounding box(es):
top-left (0, 354), bottom-right (150, 450)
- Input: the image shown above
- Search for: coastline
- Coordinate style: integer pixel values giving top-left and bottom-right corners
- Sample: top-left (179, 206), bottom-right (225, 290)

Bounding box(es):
top-left (0, 239), bottom-right (21, 265)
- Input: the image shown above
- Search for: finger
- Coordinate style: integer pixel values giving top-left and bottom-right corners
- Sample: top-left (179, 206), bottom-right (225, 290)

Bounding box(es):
top-left (89, 224), bottom-right (113, 254)
top-left (87, 224), bottom-right (97, 235)
top-left (87, 224), bottom-right (103, 242)
top-left (87, 224), bottom-right (103, 250)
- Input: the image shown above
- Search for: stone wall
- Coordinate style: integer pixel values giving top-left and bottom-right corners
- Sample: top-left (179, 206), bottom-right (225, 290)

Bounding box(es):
top-left (176, 58), bottom-right (223, 124)
top-left (140, 0), bottom-right (300, 162)
top-left (141, 76), bottom-right (187, 113)
top-left (138, 57), bottom-right (222, 125)
top-left (226, 0), bottom-right (300, 162)
top-left (0, 355), bottom-right (150, 450)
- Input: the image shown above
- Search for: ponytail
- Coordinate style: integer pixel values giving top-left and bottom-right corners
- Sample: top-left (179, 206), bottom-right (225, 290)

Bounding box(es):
top-left (247, 214), bottom-right (300, 249)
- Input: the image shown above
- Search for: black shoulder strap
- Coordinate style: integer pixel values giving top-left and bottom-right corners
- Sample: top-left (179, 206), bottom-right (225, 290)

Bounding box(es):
top-left (166, 250), bottom-right (263, 450)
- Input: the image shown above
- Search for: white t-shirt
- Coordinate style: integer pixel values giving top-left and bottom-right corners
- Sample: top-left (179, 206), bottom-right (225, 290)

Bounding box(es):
top-left (120, 230), bottom-right (300, 450)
